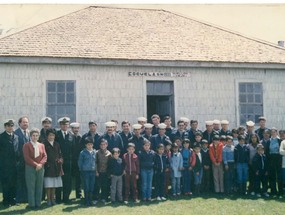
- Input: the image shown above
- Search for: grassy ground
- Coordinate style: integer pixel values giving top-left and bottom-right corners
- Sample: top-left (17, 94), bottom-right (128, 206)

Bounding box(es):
top-left (0, 192), bottom-right (285, 215)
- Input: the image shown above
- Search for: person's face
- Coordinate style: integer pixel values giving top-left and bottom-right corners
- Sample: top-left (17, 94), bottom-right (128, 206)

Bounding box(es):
top-left (164, 119), bottom-right (171, 127)
top-left (213, 140), bottom-right (219, 146)
top-left (122, 123), bottom-right (130, 133)
top-left (202, 143), bottom-right (208, 149)
top-left (279, 132), bottom-right (285, 140)
top-left (221, 124), bottom-right (228, 130)
top-left (257, 148), bottom-right (264, 155)
top-left (239, 139), bottom-right (245, 145)
top-left (178, 123), bottom-right (185, 131)
top-left (86, 143), bottom-right (93, 151)
top-left (213, 123), bottom-right (220, 130)
top-left (259, 120), bottom-right (266, 128)
top-left (264, 132), bottom-right (270, 139)
top-left (232, 132), bottom-right (238, 138)
top-left (159, 128), bottom-right (166, 136)
top-left (72, 127), bottom-right (80, 135)
top-left (127, 147), bottom-right (135, 154)
top-left (152, 117), bottom-right (160, 126)
top-left (166, 145), bottom-right (171, 151)
top-left (191, 122), bottom-right (198, 130)
top-left (194, 147), bottom-right (200, 154)
top-left (195, 135), bottom-right (202, 142)
top-left (107, 126), bottom-right (115, 134)
top-left (175, 139), bottom-right (182, 146)
top-left (100, 142), bottom-right (108, 150)
top-left (172, 147), bottom-right (179, 153)
top-left (113, 152), bottom-right (120, 159)
top-left (145, 127), bottom-right (152, 134)
top-left (157, 147), bottom-right (164, 155)
top-left (238, 129), bottom-right (245, 135)
top-left (183, 143), bottom-right (189, 149)
top-left (47, 133), bottom-right (55, 142)
top-left (251, 136), bottom-right (258, 144)
top-left (226, 139), bottom-right (233, 146)
top-left (19, 117), bottom-right (29, 130)
top-left (89, 124), bottom-right (97, 133)
top-left (271, 130), bottom-right (277, 137)
top-left (206, 125), bottom-right (213, 131)
top-left (31, 132), bottom-right (39, 142)
top-left (143, 143), bottom-right (151, 151)
top-left (138, 121), bottom-right (145, 126)
top-left (42, 122), bottom-right (51, 130)
top-left (133, 128), bottom-right (141, 136)
top-left (60, 123), bottom-right (69, 131)
top-left (247, 126), bottom-right (254, 133)
top-left (5, 125), bottom-right (14, 133)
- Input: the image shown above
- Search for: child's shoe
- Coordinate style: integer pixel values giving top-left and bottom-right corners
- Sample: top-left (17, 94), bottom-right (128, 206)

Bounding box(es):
top-left (263, 193), bottom-right (270, 198)
top-left (161, 197), bottom-right (167, 201)
top-left (256, 193), bottom-right (261, 198)
top-left (156, 197), bottom-right (162, 201)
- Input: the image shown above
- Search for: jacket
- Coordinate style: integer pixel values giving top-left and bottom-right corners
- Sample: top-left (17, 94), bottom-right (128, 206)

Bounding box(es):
top-left (191, 152), bottom-right (202, 173)
top-left (209, 142), bottom-right (223, 164)
top-left (170, 152), bottom-right (183, 177)
top-left (279, 139), bottom-right (285, 168)
top-left (139, 150), bottom-right (155, 170)
top-left (107, 157), bottom-right (124, 176)
top-left (154, 153), bottom-right (169, 173)
top-left (44, 140), bottom-right (63, 177)
top-left (123, 152), bottom-right (140, 174)
top-left (222, 145), bottom-right (235, 165)
top-left (201, 148), bottom-right (211, 167)
top-left (78, 148), bottom-right (96, 171)
top-left (181, 148), bottom-right (195, 168)
top-left (252, 153), bottom-right (269, 174)
top-left (234, 144), bottom-right (250, 164)
top-left (96, 149), bottom-right (111, 173)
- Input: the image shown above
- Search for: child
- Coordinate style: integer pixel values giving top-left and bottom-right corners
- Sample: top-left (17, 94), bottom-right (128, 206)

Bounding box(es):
top-left (192, 132), bottom-right (202, 149)
top-left (200, 139), bottom-right (211, 193)
top-left (164, 140), bottom-right (172, 196)
top-left (123, 143), bottom-right (139, 204)
top-left (181, 139), bottom-right (194, 195)
top-left (139, 140), bottom-right (155, 201)
top-left (252, 144), bottom-right (269, 198)
top-left (108, 148), bottom-right (124, 204)
top-left (154, 144), bottom-right (169, 201)
top-left (222, 136), bottom-right (235, 194)
top-left (234, 135), bottom-right (250, 195)
top-left (174, 137), bottom-right (183, 151)
top-left (191, 143), bottom-right (203, 195)
top-left (220, 135), bottom-right (226, 146)
top-left (78, 137), bottom-right (96, 206)
top-left (96, 138), bottom-right (112, 204)
top-left (232, 129), bottom-right (239, 147)
top-left (170, 143), bottom-right (183, 196)
top-left (209, 135), bottom-right (224, 194)
top-left (248, 134), bottom-right (259, 195)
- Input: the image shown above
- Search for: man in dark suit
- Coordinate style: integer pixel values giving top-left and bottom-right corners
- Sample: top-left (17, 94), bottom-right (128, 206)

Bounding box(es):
top-left (14, 116), bottom-right (30, 204)
top-left (150, 123), bottom-right (171, 150)
top-left (0, 119), bottom-right (19, 207)
top-left (39, 117), bottom-right (53, 143)
top-left (55, 116), bottom-right (73, 204)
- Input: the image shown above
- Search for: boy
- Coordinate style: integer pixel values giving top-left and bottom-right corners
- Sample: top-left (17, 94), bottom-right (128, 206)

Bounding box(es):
top-left (252, 144), bottom-right (269, 198)
top-left (123, 143), bottom-right (140, 204)
top-left (96, 139), bottom-right (112, 204)
top-left (164, 140), bottom-right (172, 196)
top-left (170, 143), bottom-right (183, 197)
top-left (173, 137), bottom-right (183, 151)
top-left (192, 132), bottom-right (203, 149)
top-left (222, 136), bottom-right (235, 194)
top-left (108, 148), bottom-right (124, 204)
top-left (154, 144), bottom-right (169, 200)
top-left (139, 140), bottom-right (155, 201)
top-left (78, 137), bottom-right (96, 206)
top-left (200, 139), bottom-right (211, 193)
top-left (234, 135), bottom-right (250, 195)
top-left (191, 143), bottom-right (203, 195)
top-left (181, 139), bottom-right (194, 195)
top-left (231, 129), bottom-right (239, 147)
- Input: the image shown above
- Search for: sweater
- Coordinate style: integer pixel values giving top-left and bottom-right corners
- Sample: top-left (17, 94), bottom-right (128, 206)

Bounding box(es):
top-left (96, 149), bottom-right (111, 173)
top-left (23, 142), bottom-right (47, 168)
top-left (123, 152), bottom-right (140, 174)
top-left (139, 150), bottom-right (155, 170)
top-left (108, 157), bottom-right (124, 176)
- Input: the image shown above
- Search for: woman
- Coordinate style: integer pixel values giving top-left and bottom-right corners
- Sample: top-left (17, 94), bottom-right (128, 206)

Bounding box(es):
top-left (44, 128), bottom-right (63, 206)
top-left (23, 128), bottom-right (47, 209)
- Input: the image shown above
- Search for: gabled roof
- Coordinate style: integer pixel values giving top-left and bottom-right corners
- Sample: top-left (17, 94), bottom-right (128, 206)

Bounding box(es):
top-left (0, 6), bottom-right (285, 64)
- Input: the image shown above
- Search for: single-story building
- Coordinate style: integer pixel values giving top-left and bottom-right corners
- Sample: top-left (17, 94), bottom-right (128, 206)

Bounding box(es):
top-left (0, 6), bottom-right (285, 132)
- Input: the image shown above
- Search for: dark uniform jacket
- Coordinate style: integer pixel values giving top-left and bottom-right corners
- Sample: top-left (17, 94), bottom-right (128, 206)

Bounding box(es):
top-left (128, 135), bottom-right (146, 155)
top-left (44, 140), bottom-right (63, 177)
top-left (150, 134), bottom-right (170, 150)
top-left (81, 131), bottom-right (101, 150)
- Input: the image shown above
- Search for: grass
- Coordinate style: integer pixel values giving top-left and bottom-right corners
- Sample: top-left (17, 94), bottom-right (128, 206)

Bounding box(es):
top-left (0, 192), bottom-right (285, 215)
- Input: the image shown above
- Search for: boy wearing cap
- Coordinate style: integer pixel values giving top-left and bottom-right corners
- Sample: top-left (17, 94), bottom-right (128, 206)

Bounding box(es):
top-left (252, 144), bottom-right (269, 198)
top-left (201, 139), bottom-right (211, 193)
top-left (0, 119), bottom-right (19, 207)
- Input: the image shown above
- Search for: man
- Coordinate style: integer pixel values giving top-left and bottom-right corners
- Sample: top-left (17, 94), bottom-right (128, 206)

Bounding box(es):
top-left (119, 121), bottom-right (132, 153)
top-left (180, 117), bottom-right (190, 130)
top-left (137, 117), bottom-right (147, 134)
top-left (245, 121), bottom-right (255, 144)
top-left (14, 116), bottom-right (30, 203)
top-left (142, 123), bottom-right (153, 141)
top-left (171, 120), bottom-right (189, 142)
top-left (202, 121), bottom-right (215, 144)
top-left (39, 117), bottom-right (52, 143)
top-left (150, 123), bottom-right (171, 150)
top-left (81, 120), bottom-right (101, 150)
top-left (55, 116), bottom-right (73, 204)
top-left (128, 124), bottom-right (146, 155)
top-left (111, 119), bottom-right (121, 133)
top-left (0, 119), bottom-right (19, 207)
top-left (255, 117), bottom-right (269, 141)
top-left (99, 121), bottom-right (124, 152)
top-left (213, 119), bottom-right (221, 135)
top-left (163, 116), bottom-right (174, 138)
top-left (151, 114), bottom-right (160, 135)
top-left (220, 120), bottom-right (231, 136)
top-left (69, 122), bottom-right (83, 199)
top-left (187, 120), bottom-right (202, 144)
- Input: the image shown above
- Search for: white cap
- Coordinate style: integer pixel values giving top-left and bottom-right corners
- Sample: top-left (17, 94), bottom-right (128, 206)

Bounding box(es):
top-left (105, 121), bottom-right (116, 127)
top-left (41, 117), bottom-right (52, 123)
top-left (180, 117), bottom-right (190, 123)
top-left (205, 121), bottom-right (214, 126)
top-left (221, 120), bottom-right (229, 125)
top-left (213, 119), bottom-right (221, 124)
top-left (58, 117), bottom-right (70, 124)
top-left (246, 121), bottom-right (255, 127)
top-left (158, 123), bottom-right (167, 129)
top-left (144, 123), bottom-right (154, 129)
top-left (132, 124), bottom-right (142, 129)
top-left (70, 122), bottom-right (80, 128)
top-left (137, 117), bottom-right (147, 122)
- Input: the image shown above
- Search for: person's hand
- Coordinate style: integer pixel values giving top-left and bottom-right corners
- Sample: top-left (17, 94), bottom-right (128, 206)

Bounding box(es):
top-left (188, 166), bottom-right (192, 170)
top-left (165, 168), bottom-right (169, 172)
top-left (96, 171), bottom-right (99, 177)
top-left (57, 158), bottom-right (63, 164)
top-left (265, 171), bottom-right (268, 176)
top-left (215, 162), bottom-right (220, 166)
top-left (196, 172), bottom-right (199, 176)
top-left (256, 171), bottom-right (259, 176)
top-left (36, 164), bottom-right (42, 171)
top-left (225, 165), bottom-right (229, 171)
top-left (204, 165), bottom-right (209, 170)
top-left (136, 175), bottom-right (139, 179)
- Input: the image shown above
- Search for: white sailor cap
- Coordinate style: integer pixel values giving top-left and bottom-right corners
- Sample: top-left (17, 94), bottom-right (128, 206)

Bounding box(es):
top-left (58, 117), bottom-right (70, 124)
top-left (132, 124), bottom-right (142, 129)
top-left (213, 119), bottom-right (221, 124)
top-left (205, 121), bottom-right (214, 126)
top-left (41, 117), bottom-right (52, 123)
top-left (137, 117), bottom-right (147, 122)
top-left (180, 117), bottom-right (190, 123)
top-left (105, 121), bottom-right (116, 127)
top-left (4, 119), bottom-right (15, 126)
top-left (158, 123), bottom-right (167, 129)
top-left (70, 122), bottom-right (80, 128)
top-left (246, 121), bottom-right (255, 127)
top-left (221, 120), bottom-right (229, 125)
top-left (144, 123), bottom-right (154, 129)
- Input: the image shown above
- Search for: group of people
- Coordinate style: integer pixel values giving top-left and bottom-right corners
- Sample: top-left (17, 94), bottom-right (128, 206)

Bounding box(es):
top-left (0, 114), bottom-right (285, 209)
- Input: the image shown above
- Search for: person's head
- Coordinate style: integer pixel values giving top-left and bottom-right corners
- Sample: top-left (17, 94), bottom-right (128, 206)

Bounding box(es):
top-left (144, 123), bottom-right (153, 135)
top-left (182, 139), bottom-right (190, 149)
top-left (105, 121), bottom-right (116, 134)
top-left (225, 135), bottom-right (233, 146)
top-left (112, 148), bottom-right (120, 159)
top-left (172, 143), bottom-right (179, 153)
top-left (132, 124), bottom-right (142, 136)
top-left (205, 121), bottom-right (213, 132)
top-left (163, 116), bottom-right (172, 127)
top-left (88, 121), bottom-right (97, 133)
top-left (70, 122), bottom-right (80, 135)
top-left (111, 120), bottom-right (119, 131)
top-left (201, 139), bottom-right (209, 149)
top-left (231, 128), bottom-right (239, 138)
top-left (165, 140), bottom-right (172, 151)
top-left (180, 117), bottom-right (190, 128)
top-left (177, 120), bottom-right (185, 131)
top-left (46, 128), bottom-right (56, 142)
top-left (121, 121), bottom-right (131, 133)
top-left (41, 117), bottom-right (52, 130)
top-left (238, 126), bottom-right (246, 135)
top-left (151, 114), bottom-right (160, 126)
top-left (238, 135), bottom-right (245, 145)
top-left (213, 119), bottom-right (221, 130)
top-left (18, 116), bottom-right (29, 130)
top-left (58, 117), bottom-right (70, 131)
top-left (157, 144), bottom-right (165, 155)
top-left (143, 140), bottom-right (151, 151)
top-left (221, 120), bottom-right (229, 131)
top-left (256, 144), bottom-right (264, 155)
top-left (193, 143), bottom-right (201, 154)
top-left (4, 119), bottom-right (15, 133)
top-left (174, 137), bottom-right (182, 147)
top-left (279, 130), bottom-right (285, 140)
top-left (85, 137), bottom-right (94, 151)
top-left (220, 135), bottom-right (226, 144)
top-left (263, 129), bottom-right (271, 139)
top-left (271, 127), bottom-right (278, 138)
top-left (195, 132), bottom-right (203, 142)
top-left (137, 117), bottom-right (147, 127)
top-left (100, 138), bottom-right (108, 150)
top-left (246, 121), bottom-right (255, 133)
top-left (190, 120), bottom-right (198, 130)
top-left (258, 117), bottom-right (266, 129)
top-left (212, 135), bottom-right (220, 146)
top-left (250, 133), bottom-right (259, 144)
top-left (127, 143), bottom-right (135, 154)
top-left (158, 123), bottom-right (166, 136)
top-left (30, 128), bottom-right (40, 142)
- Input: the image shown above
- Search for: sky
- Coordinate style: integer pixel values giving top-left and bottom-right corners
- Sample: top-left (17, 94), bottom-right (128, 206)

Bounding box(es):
top-left (0, 3), bottom-right (285, 45)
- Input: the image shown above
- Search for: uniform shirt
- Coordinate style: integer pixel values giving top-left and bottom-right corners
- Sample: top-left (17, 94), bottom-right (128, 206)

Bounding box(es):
top-left (99, 132), bottom-right (124, 152)
top-left (81, 131), bottom-right (101, 150)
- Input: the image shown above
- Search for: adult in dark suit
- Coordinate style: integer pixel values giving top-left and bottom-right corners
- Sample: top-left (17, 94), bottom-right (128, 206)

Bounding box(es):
top-left (119, 121), bottom-right (132, 154)
top-left (39, 117), bottom-right (53, 143)
top-left (14, 116), bottom-right (30, 203)
top-left (0, 119), bottom-right (19, 207)
top-left (170, 120), bottom-right (189, 143)
top-left (150, 123), bottom-right (171, 150)
top-left (202, 121), bottom-right (215, 144)
top-left (55, 116), bottom-right (73, 204)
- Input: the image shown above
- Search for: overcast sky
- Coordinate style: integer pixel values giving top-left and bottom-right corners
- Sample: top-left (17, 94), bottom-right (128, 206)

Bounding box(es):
top-left (0, 4), bottom-right (285, 45)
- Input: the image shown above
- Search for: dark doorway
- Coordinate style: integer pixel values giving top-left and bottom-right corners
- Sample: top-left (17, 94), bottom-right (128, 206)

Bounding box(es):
top-left (147, 81), bottom-right (175, 125)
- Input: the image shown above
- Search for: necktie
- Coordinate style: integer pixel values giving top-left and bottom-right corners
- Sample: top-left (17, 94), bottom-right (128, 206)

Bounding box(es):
top-left (64, 132), bottom-right (67, 139)
top-left (261, 155), bottom-right (264, 169)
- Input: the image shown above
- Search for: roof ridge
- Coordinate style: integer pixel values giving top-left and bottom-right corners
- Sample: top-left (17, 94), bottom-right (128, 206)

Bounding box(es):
top-left (162, 9), bottom-right (285, 51)
top-left (89, 5), bottom-right (164, 12)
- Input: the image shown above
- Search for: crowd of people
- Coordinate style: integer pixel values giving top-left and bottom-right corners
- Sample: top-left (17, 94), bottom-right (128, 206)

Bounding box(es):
top-left (0, 114), bottom-right (285, 209)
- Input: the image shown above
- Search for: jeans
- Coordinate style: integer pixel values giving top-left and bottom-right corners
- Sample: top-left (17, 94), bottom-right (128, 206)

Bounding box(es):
top-left (194, 169), bottom-right (203, 185)
top-left (171, 177), bottom-right (181, 195)
top-left (81, 171), bottom-right (96, 202)
top-left (254, 170), bottom-right (268, 194)
top-left (98, 172), bottom-right (110, 201)
top-left (155, 171), bottom-right (166, 197)
top-left (182, 169), bottom-right (191, 193)
top-left (141, 169), bottom-right (153, 199)
top-left (236, 163), bottom-right (248, 184)
top-left (224, 162), bottom-right (235, 193)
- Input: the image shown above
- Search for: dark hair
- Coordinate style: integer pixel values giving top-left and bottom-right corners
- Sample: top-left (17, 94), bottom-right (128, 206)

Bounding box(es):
top-left (231, 128), bottom-right (238, 134)
top-left (100, 138), bottom-right (108, 144)
top-left (85, 137), bottom-right (94, 144)
top-left (226, 135), bottom-right (233, 141)
top-left (163, 116), bottom-right (171, 122)
top-left (121, 121), bottom-right (130, 127)
top-left (46, 128), bottom-right (56, 136)
top-left (182, 139), bottom-right (191, 145)
top-left (213, 135), bottom-right (220, 141)
top-left (156, 144), bottom-right (165, 150)
top-left (177, 120), bottom-right (185, 126)
top-left (190, 120), bottom-right (198, 125)
top-left (111, 119), bottom-right (118, 124)
top-left (18, 116), bottom-right (29, 125)
top-left (238, 135), bottom-right (245, 141)
top-left (151, 114), bottom-right (160, 119)
top-left (249, 133), bottom-right (260, 143)
top-left (165, 139), bottom-right (172, 146)
top-left (174, 137), bottom-right (182, 142)
top-left (195, 131), bottom-right (203, 137)
top-left (112, 148), bottom-right (120, 154)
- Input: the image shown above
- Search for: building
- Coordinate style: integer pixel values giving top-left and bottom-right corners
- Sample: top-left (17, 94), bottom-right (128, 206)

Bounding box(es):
top-left (0, 6), bottom-right (285, 132)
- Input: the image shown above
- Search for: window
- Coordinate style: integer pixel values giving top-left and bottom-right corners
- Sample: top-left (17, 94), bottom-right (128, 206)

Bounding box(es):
top-left (46, 81), bottom-right (76, 125)
top-left (239, 82), bottom-right (263, 124)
